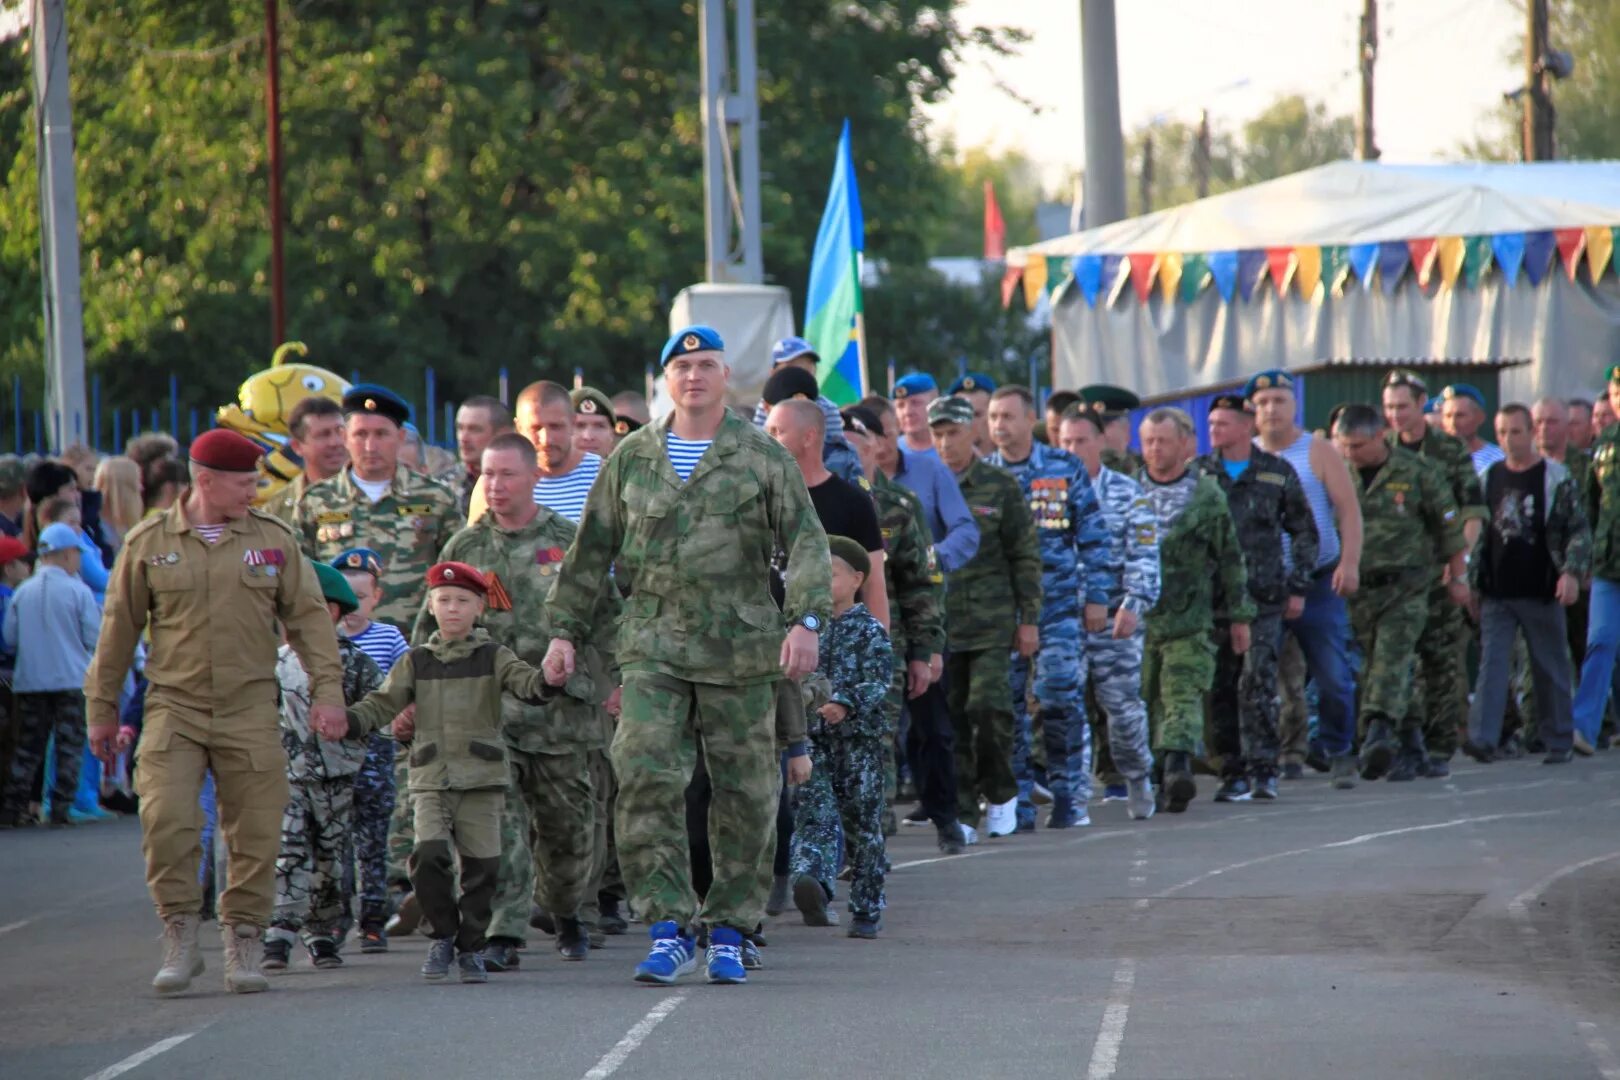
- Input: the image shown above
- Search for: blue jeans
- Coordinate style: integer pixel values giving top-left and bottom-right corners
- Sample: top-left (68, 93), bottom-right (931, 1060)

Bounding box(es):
top-left (1574, 577), bottom-right (1620, 742)
top-left (1284, 571), bottom-right (1356, 757)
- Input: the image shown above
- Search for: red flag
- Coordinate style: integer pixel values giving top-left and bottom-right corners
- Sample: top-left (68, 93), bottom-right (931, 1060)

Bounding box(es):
top-left (1127, 253), bottom-right (1158, 303)
top-left (1554, 227), bottom-right (1587, 281)
top-left (999, 264), bottom-right (1022, 308)
top-left (984, 180), bottom-right (1006, 260)
top-left (1407, 237), bottom-right (1438, 287)
top-left (1264, 247), bottom-right (1294, 295)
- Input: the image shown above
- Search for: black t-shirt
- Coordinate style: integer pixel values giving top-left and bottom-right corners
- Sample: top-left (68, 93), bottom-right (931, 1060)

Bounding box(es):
top-left (1357, 463), bottom-right (1383, 491)
top-left (771, 473), bottom-right (882, 607)
top-left (1481, 460), bottom-right (1555, 599)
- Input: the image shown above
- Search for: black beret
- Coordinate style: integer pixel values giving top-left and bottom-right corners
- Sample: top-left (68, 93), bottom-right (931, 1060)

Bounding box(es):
top-left (762, 366), bottom-right (821, 407)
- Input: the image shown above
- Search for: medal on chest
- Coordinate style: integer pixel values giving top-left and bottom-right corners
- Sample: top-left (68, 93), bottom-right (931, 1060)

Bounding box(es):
top-left (1030, 477), bottom-right (1070, 530)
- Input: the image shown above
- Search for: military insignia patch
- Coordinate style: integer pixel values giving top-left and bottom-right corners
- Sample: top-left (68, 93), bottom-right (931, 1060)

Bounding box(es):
top-left (683, 333), bottom-right (700, 350)
top-left (580, 399), bottom-right (598, 414)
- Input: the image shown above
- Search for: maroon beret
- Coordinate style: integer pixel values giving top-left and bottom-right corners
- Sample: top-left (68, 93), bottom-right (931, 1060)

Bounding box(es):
top-left (188, 429), bottom-right (265, 473)
top-left (427, 560), bottom-right (488, 596)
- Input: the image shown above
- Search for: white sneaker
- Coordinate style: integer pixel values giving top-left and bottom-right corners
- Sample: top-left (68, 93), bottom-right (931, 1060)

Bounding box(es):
top-left (957, 822), bottom-right (980, 846)
top-left (1126, 776), bottom-right (1156, 821)
top-left (986, 798), bottom-right (1019, 837)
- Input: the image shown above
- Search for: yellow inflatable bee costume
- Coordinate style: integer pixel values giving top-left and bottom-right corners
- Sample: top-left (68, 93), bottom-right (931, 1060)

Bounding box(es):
top-left (214, 342), bottom-right (351, 504)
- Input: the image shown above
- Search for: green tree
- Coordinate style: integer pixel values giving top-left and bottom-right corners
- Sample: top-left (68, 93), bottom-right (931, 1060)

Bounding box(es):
top-left (863, 262), bottom-right (1043, 390)
top-left (1235, 94), bottom-right (1355, 184)
top-left (927, 142), bottom-right (1046, 255)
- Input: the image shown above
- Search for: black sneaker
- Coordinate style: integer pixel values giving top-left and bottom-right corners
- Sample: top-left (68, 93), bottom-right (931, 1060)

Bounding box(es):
top-left (555, 917), bottom-right (589, 961)
top-left (308, 937), bottom-right (343, 968)
top-left (529, 906), bottom-right (556, 935)
top-left (1163, 752), bottom-right (1197, 813)
top-left (1386, 751), bottom-right (1420, 782)
top-left (422, 939), bottom-right (454, 980)
top-left (1330, 754), bottom-right (1357, 790)
top-left (457, 950), bottom-right (488, 983)
top-left (793, 874), bottom-right (836, 926)
top-left (1543, 748), bottom-right (1573, 765)
top-left (1460, 740), bottom-right (1495, 765)
top-left (901, 806), bottom-right (929, 826)
top-left (1281, 762), bottom-right (1305, 781)
top-left (262, 937), bottom-right (292, 971)
top-left (741, 938), bottom-right (764, 970)
top-left (1424, 757), bottom-right (1451, 779)
top-left (1214, 777), bottom-right (1252, 803)
top-left (937, 822), bottom-right (965, 855)
top-left (1304, 746), bottom-right (1331, 773)
top-left (598, 895), bottom-right (628, 935)
top-left (1250, 775), bottom-right (1279, 801)
top-left (482, 938), bottom-right (522, 972)
top-left (1359, 721), bottom-right (1396, 781)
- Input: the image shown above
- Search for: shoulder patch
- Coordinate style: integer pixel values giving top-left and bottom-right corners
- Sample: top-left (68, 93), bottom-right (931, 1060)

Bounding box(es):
top-left (315, 510), bottom-right (351, 525)
top-left (1256, 471), bottom-right (1287, 485)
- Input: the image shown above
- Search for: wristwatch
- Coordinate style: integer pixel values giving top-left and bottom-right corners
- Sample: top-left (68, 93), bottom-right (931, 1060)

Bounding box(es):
top-left (797, 613), bottom-right (823, 633)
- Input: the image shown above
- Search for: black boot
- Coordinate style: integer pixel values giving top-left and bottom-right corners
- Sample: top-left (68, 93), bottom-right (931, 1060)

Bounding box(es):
top-left (482, 936), bottom-right (522, 972)
top-left (1359, 719), bottom-right (1396, 781)
top-left (555, 916), bottom-right (589, 961)
top-left (598, 893), bottom-right (628, 935)
top-left (1163, 751), bottom-right (1196, 813)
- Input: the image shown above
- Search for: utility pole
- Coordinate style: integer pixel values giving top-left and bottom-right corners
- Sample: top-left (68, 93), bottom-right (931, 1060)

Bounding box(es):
top-left (1079, 0), bottom-right (1127, 227)
top-left (1193, 108), bottom-right (1211, 199)
top-left (1524, 0), bottom-right (1555, 160)
top-left (698, 0), bottom-right (763, 284)
top-left (265, 0), bottom-right (287, 347)
top-left (31, 0), bottom-right (87, 449)
top-left (1138, 130), bottom-right (1154, 214)
top-left (1356, 0), bottom-right (1380, 161)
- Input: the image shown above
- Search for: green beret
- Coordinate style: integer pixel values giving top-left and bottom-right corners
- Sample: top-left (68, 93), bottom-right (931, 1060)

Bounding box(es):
top-left (1078, 384), bottom-right (1141, 418)
top-left (827, 535), bottom-right (872, 577)
top-left (313, 561), bottom-right (359, 616)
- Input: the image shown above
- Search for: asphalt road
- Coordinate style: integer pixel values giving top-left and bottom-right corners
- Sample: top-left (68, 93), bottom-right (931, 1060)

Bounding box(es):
top-left (5, 755), bottom-right (1620, 1080)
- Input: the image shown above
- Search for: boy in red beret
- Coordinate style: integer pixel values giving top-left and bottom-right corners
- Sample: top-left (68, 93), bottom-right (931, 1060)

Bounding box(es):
top-left (321, 561), bottom-right (556, 983)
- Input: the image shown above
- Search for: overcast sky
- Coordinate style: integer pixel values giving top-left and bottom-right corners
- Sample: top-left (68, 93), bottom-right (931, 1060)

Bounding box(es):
top-left (926, 0), bottom-right (1523, 188)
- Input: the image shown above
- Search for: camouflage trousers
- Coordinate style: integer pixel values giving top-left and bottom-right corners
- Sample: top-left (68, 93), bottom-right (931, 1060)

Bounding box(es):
top-left (1405, 585), bottom-right (1468, 760)
top-left (487, 747), bottom-right (596, 944)
top-left (1082, 627), bottom-right (1153, 781)
top-left (270, 776), bottom-right (354, 940)
top-left (582, 747), bottom-right (624, 920)
top-left (1143, 632), bottom-right (1216, 754)
top-left (1211, 613), bottom-right (1284, 778)
top-left (1, 690), bottom-right (84, 822)
top-left (385, 756), bottom-right (413, 890)
top-left (789, 733), bottom-right (886, 921)
top-left (945, 647), bottom-right (1018, 825)
top-left (1348, 580), bottom-right (1428, 734)
top-left (1010, 617), bottom-right (1089, 825)
top-left (614, 672), bottom-right (779, 934)
top-left (340, 735), bottom-right (395, 927)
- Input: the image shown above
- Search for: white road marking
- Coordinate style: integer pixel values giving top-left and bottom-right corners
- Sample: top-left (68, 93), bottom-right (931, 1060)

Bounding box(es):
top-left (581, 995), bottom-right (686, 1080)
top-left (1085, 958), bottom-right (1137, 1080)
top-left (889, 849), bottom-right (999, 871)
top-left (83, 1033), bottom-right (196, 1080)
top-left (0, 916), bottom-right (38, 937)
top-left (1506, 851), bottom-right (1620, 923)
top-left (1578, 1022), bottom-right (1620, 1080)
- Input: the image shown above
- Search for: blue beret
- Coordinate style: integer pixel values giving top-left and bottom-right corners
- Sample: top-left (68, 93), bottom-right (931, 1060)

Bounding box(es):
top-left (332, 547), bottom-right (383, 578)
top-left (771, 336), bottom-right (817, 366)
top-left (892, 373), bottom-right (938, 400)
top-left (1242, 370), bottom-right (1295, 399)
top-left (342, 384), bottom-right (412, 427)
top-left (948, 372), bottom-right (996, 395)
top-left (1423, 397), bottom-right (1438, 415)
top-left (1439, 383), bottom-right (1485, 408)
top-left (661, 325), bottom-right (725, 367)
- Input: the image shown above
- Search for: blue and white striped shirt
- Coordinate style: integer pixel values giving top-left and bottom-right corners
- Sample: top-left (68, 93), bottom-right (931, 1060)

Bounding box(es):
top-left (666, 434), bottom-right (712, 483)
top-left (343, 619), bottom-right (408, 675)
top-left (533, 453), bottom-right (603, 524)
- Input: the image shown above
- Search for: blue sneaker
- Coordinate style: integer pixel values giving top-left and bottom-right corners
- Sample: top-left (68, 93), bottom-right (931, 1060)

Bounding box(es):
top-left (1103, 784), bottom-right (1128, 803)
top-left (633, 921), bottom-right (696, 985)
top-left (706, 926), bottom-right (747, 985)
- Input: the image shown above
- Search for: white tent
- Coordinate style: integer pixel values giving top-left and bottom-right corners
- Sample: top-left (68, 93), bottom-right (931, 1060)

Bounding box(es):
top-left (1010, 161), bottom-right (1620, 403)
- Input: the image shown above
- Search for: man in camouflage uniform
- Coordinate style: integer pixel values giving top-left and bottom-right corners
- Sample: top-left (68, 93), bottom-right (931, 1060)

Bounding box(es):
top-left (1383, 370), bottom-right (1486, 776)
top-left (1334, 404), bottom-right (1467, 783)
top-left (931, 395), bottom-right (1042, 839)
top-left (264, 565), bottom-right (384, 969)
top-left (1196, 395), bottom-right (1319, 802)
top-left (986, 386), bottom-right (1110, 830)
top-left (541, 326), bottom-right (832, 986)
top-left (417, 432), bottom-right (619, 970)
top-left (1058, 408), bottom-right (1161, 821)
top-left (263, 398), bottom-right (349, 524)
top-left (290, 384), bottom-right (461, 922)
top-left (841, 406), bottom-right (953, 849)
top-left (436, 396), bottom-right (512, 515)
top-left (1137, 408), bottom-right (1252, 813)
top-left (1574, 367), bottom-right (1620, 749)
top-left (1080, 384), bottom-right (1145, 476)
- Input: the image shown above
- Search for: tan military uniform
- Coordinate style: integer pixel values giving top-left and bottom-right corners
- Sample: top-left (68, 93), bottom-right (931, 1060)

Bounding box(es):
top-left (84, 502), bottom-right (344, 928)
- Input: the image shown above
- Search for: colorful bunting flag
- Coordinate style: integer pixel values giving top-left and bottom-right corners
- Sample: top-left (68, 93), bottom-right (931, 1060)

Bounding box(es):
top-left (1377, 241), bottom-right (1410, 295)
top-left (1180, 252), bottom-right (1209, 303)
top-left (1491, 233), bottom-right (1525, 286)
top-left (999, 265), bottom-right (1022, 309)
top-left (1102, 254), bottom-right (1128, 307)
top-left (1075, 254), bottom-right (1104, 307)
top-left (1434, 236), bottom-right (1466, 288)
top-left (1045, 255), bottom-right (1068, 296)
top-left (1158, 252), bottom-right (1184, 304)
top-left (1407, 237), bottom-right (1438, 288)
top-left (1462, 236), bottom-right (1493, 288)
top-left (1021, 256), bottom-right (1048, 309)
top-left (1554, 227), bottom-right (1587, 281)
top-left (1237, 249), bottom-right (1267, 302)
top-left (1209, 251), bottom-right (1238, 302)
top-left (1347, 243), bottom-right (1379, 289)
top-left (1587, 226), bottom-right (1615, 282)
top-left (1265, 247), bottom-right (1295, 296)
top-left (1321, 245), bottom-right (1351, 295)
top-left (1523, 230), bottom-right (1556, 285)
top-left (1294, 246), bottom-right (1323, 298)
top-left (983, 181), bottom-right (1006, 261)
top-left (1127, 253), bottom-right (1159, 303)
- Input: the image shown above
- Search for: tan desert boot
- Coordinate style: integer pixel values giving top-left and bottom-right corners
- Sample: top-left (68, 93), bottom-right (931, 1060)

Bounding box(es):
top-left (151, 913), bottom-right (204, 994)
top-left (221, 923), bottom-right (270, 994)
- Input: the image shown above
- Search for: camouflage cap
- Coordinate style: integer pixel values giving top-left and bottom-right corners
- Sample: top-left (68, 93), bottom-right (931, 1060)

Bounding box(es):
top-left (0, 454), bottom-right (24, 497)
top-left (827, 534), bottom-right (872, 577)
top-left (571, 386), bottom-right (617, 422)
top-left (927, 395), bottom-right (975, 427)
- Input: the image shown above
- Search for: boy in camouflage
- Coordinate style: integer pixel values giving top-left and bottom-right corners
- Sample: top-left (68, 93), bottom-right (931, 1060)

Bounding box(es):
top-left (329, 561), bottom-right (557, 984)
top-left (263, 562), bottom-right (384, 971)
top-left (788, 536), bottom-right (895, 939)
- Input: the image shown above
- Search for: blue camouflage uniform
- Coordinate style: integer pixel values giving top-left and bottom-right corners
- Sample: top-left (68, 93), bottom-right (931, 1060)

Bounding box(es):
top-left (986, 442), bottom-right (1112, 827)
top-left (1082, 465), bottom-right (1160, 784)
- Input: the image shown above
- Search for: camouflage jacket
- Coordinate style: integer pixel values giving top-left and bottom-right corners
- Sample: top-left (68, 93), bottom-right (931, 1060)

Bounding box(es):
top-left (1469, 457), bottom-right (1591, 591)
top-left (1101, 447), bottom-right (1145, 476)
top-left (1141, 467), bottom-right (1254, 638)
top-left (415, 507), bottom-right (620, 753)
top-left (869, 470), bottom-right (945, 663)
top-left (1584, 429), bottom-right (1620, 580)
top-left (276, 636), bottom-right (384, 782)
top-left (291, 465), bottom-right (461, 632)
top-left (986, 442), bottom-right (1111, 622)
top-left (1352, 446), bottom-right (1465, 584)
top-left (943, 459), bottom-right (1042, 651)
top-left (263, 471), bottom-right (315, 526)
top-left (346, 629), bottom-right (556, 791)
top-left (1090, 466), bottom-right (1161, 615)
top-left (1195, 449), bottom-right (1319, 612)
top-left (1563, 447), bottom-right (1593, 507)
top-left (810, 602), bottom-right (894, 740)
top-left (433, 462), bottom-right (477, 517)
top-left (548, 411), bottom-right (832, 685)
top-left (1390, 427), bottom-right (1487, 525)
